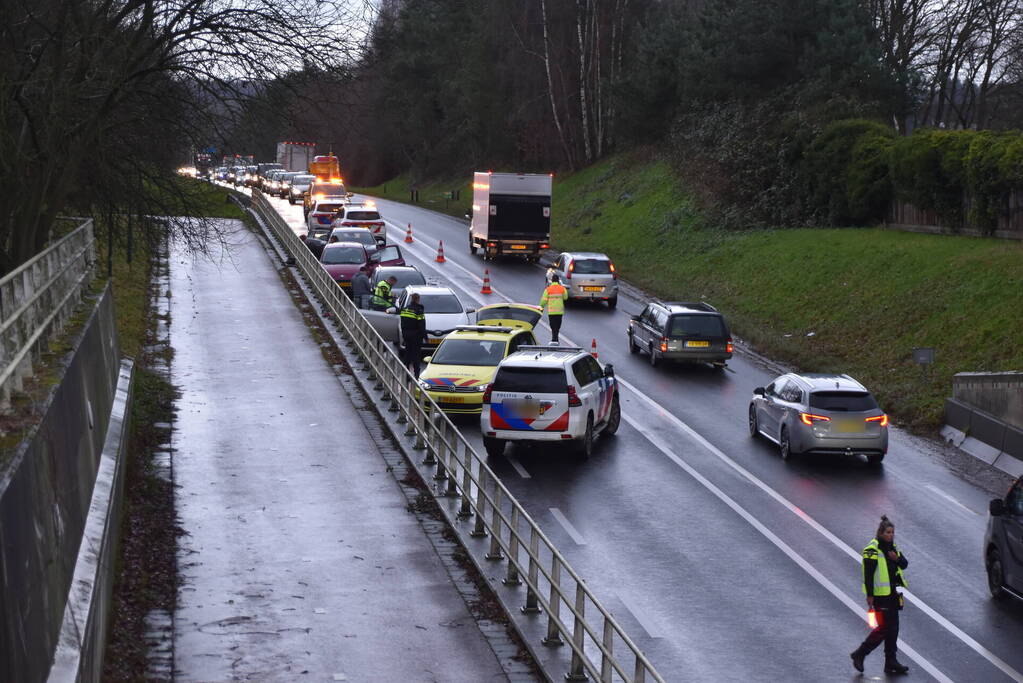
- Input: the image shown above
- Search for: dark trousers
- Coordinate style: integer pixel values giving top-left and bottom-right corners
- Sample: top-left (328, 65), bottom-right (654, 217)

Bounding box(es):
top-left (549, 314), bottom-right (563, 343)
top-left (403, 337), bottom-right (423, 377)
top-left (856, 604), bottom-right (900, 659)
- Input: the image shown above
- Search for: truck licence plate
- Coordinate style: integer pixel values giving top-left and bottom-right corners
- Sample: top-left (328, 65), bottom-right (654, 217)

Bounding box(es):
top-left (510, 244), bottom-right (527, 250)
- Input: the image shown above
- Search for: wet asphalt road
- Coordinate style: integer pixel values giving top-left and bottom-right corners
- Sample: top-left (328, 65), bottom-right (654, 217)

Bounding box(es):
top-left (270, 191), bottom-right (1023, 681)
top-left (169, 221), bottom-right (510, 681)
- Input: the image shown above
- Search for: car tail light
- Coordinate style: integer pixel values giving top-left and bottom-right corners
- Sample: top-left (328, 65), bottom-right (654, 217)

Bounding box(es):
top-left (609, 262), bottom-right (617, 280)
top-left (866, 414), bottom-right (889, 427)
top-left (540, 243), bottom-right (549, 249)
top-left (660, 337), bottom-right (668, 352)
top-left (800, 412), bottom-right (831, 426)
top-left (482, 383), bottom-right (493, 404)
top-left (567, 262), bottom-right (574, 279)
top-left (726, 338), bottom-right (733, 353)
top-left (567, 386), bottom-right (582, 407)
top-left (342, 221), bottom-right (357, 226)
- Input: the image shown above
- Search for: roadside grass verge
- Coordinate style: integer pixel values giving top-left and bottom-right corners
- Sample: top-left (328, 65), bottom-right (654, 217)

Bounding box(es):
top-left (365, 150), bottom-right (1022, 431)
top-left (552, 151), bottom-right (1023, 431)
top-left (352, 175), bottom-right (471, 219)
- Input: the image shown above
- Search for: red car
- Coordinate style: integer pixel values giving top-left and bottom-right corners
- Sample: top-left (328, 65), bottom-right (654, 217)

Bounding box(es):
top-left (319, 242), bottom-right (405, 291)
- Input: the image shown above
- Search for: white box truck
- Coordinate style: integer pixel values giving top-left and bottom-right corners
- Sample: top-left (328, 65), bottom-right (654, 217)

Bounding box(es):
top-left (276, 141), bottom-right (316, 172)
top-left (469, 172), bottom-right (552, 262)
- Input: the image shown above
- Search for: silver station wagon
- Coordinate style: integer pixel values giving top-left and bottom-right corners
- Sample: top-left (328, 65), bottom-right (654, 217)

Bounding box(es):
top-left (749, 373), bottom-right (889, 465)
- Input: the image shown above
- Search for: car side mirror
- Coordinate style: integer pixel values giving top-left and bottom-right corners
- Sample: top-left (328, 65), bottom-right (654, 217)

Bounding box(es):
top-left (603, 363), bottom-right (615, 377)
top-left (386, 307), bottom-right (397, 314)
top-left (990, 499), bottom-right (1006, 516)
top-left (753, 387), bottom-right (766, 396)
top-left (464, 213), bottom-right (471, 220)
top-left (423, 356), bottom-right (433, 363)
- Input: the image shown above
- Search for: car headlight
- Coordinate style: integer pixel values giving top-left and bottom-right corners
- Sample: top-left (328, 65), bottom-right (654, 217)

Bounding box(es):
top-left (475, 385), bottom-right (485, 392)
top-left (419, 380), bottom-right (432, 391)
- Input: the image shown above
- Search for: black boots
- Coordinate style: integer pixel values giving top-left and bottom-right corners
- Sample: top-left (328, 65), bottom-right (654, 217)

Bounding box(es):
top-left (884, 657), bottom-right (910, 675)
top-left (850, 649), bottom-right (865, 672)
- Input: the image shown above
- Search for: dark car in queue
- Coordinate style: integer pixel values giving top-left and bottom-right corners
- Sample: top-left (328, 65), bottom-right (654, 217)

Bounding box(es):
top-left (985, 475), bottom-right (1023, 603)
top-left (369, 264), bottom-right (424, 301)
top-left (319, 242), bottom-right (406, 292)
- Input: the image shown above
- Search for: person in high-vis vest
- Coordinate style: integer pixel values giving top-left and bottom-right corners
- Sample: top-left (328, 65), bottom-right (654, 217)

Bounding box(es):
top-left (540, 274), bottom-right (569, 343)
top-left (399, 293), bottom-right (427, 376)
top-left (371, 276), bottom-right (397, 311)
top-left (850, 515), bottom-right (910, 675)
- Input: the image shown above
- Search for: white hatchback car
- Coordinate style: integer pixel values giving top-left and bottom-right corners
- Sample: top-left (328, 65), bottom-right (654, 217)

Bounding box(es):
top-left (481, 345), bottom-right (620, 458)
top-left (393, 285), bottom-right (473, 353)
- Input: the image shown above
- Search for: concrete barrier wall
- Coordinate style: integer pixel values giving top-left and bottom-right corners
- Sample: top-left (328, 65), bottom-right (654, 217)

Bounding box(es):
top-left (952, 372), bottom-right (1023, 431)
top-left (0, 285), bottom-right (120, 683)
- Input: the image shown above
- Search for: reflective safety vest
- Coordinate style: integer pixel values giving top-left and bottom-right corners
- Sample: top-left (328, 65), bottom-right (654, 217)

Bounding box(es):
top-left (540, 283), bottom-right (568, 315)
top-left (861, 539), bottom-right (907, 596)
top-left (372, 280), bottom-right (393, 307)
top-left (399, 305), bottom-right (425, 323)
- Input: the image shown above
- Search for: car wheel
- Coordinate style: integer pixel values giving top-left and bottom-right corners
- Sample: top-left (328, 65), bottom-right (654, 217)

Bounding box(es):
top-left (987, 549), bottom-right (1008, 600)
top-left (578, 415), bottom-right (594, 458)
top-left (779, 426), bottom-right (795, 461)
top-left (648, 344), bottom-right (660, 367)
top-left (604, 395), bottom-right (621, 436)
top-left (289, 198), bottom-right (295, 205)
top-left (607, 296), bottom-right (618, 309)
top-left (748, 405), bottom-right (759, 438)
top-left (866, 453), bottom-right (885, 466)
top-left (483, 437), bottom-right (505, 458)
top-left (628, 332), bottom-right (639, 354)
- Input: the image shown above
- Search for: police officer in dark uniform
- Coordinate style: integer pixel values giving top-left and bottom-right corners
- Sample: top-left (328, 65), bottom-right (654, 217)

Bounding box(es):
top-left (399, 292), bottom-right (427, 377)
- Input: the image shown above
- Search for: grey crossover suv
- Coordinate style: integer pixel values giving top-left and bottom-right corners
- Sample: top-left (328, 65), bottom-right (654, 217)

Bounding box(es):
top-left (545, 252), bottom-right (619, 308)
top-left (749, 373), bottom-right (888, 464)
top-left (985, 475), bottom-right (1023, 602)
top-left (627, 301), bottom-right (732, 368)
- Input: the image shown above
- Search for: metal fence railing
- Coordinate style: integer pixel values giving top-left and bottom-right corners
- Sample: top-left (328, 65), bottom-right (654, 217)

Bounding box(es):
top-left (249, 190), bottom-right (664, 682)
top-left (0, 219), bottom-right (96, 410)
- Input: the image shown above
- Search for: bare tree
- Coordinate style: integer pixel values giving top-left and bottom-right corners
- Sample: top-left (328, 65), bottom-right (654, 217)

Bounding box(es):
top-left (0, 0), bottom-right (371, 271)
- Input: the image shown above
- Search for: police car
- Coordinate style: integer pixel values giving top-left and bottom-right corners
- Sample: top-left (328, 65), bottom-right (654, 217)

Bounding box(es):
top-left (481, 345), bottom-right (620, 458)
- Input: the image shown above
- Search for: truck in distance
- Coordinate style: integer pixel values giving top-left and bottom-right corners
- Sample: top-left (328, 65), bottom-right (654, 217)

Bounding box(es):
top-left (468, 172), bottom-right (551, 262)
top-left (277, 141), bottom-right (316, 172)
top-left (308, 154), bottom-right (342, 182)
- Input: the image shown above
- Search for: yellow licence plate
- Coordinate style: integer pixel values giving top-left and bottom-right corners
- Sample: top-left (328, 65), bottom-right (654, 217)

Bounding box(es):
top-left (427, 338), bottom-right (442, 344)
top-left (685, 340), bottom-right (710, 348)
top-left (836, 420), bottom-right (864, 433)
top-left (442, 396), bottom-right (465, 404)
top-left (582, 286), bottom-right (604, 292)
top-left (337, 281), bottom-right (351, 288)
top-left (510, 244), bottom-right (527, 250)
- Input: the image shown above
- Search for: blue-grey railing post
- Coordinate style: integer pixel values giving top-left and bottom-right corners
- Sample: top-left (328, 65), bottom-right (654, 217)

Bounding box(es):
top-left (504, 507), bottom-right (521, 586)
top-left (471, 469), bottom-right (489, 536)
top-left (486, 487), bottom-right (504, 560)
top-left (567, 584), bottom-right (588, 681)
top-left (543, 557), bottom-right (564, 646)
top-left (522, 526), bottom-right (541, 613)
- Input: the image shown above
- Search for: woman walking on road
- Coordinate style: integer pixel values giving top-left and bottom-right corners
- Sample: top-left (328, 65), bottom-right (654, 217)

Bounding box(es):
top-left (851, 515), bottom-right (910, 675)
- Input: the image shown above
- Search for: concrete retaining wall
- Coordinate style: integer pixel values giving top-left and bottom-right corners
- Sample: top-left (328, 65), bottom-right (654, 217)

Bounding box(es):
top-left (952, 371), bottom-right (1023, 431)
top-left (0, 285), bottom-right (121, 683)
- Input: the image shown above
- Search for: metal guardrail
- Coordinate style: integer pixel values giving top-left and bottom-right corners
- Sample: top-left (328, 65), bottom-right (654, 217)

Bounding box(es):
top-left (0, 219), bottom-right (96, 410)
top-left (249, 190), bottom-right (664, 682)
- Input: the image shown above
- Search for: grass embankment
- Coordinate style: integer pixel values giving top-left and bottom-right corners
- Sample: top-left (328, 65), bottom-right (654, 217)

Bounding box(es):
top-left (552, 151), bottom-right (1023, 431)
top-left (353, 175), bottom-right (472, 218)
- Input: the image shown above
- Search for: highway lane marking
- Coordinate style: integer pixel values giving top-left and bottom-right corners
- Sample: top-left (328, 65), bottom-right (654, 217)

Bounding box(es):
top-left (549, 508), bottom-right (587, 546)
top-left (504, 453), bottom-right (532, 479)
top-left (616, 379), bottom-right (1022, 681)
top-left (616, 594), bottom-right (663, 639)
top-left (622, 410), bottom-right (953, 683)
top-left (328, 205), bottom-right (1015, 678)
top-left (925, 484), bottom-right (982, 516)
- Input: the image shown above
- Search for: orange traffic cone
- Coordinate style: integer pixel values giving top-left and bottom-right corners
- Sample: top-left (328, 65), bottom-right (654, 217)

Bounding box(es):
top-left (591, 338), bottom-right (599, 359)
top-left (480, 268), bottom-right (493, 294)
top-left (404, 223), bottom-right (414, 243)
top-left (435, 240), bottom-right (446, 263)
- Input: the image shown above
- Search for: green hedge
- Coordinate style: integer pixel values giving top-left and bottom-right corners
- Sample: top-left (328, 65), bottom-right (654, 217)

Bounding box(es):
top-left (807, 123), bottom-right (1023, 232)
